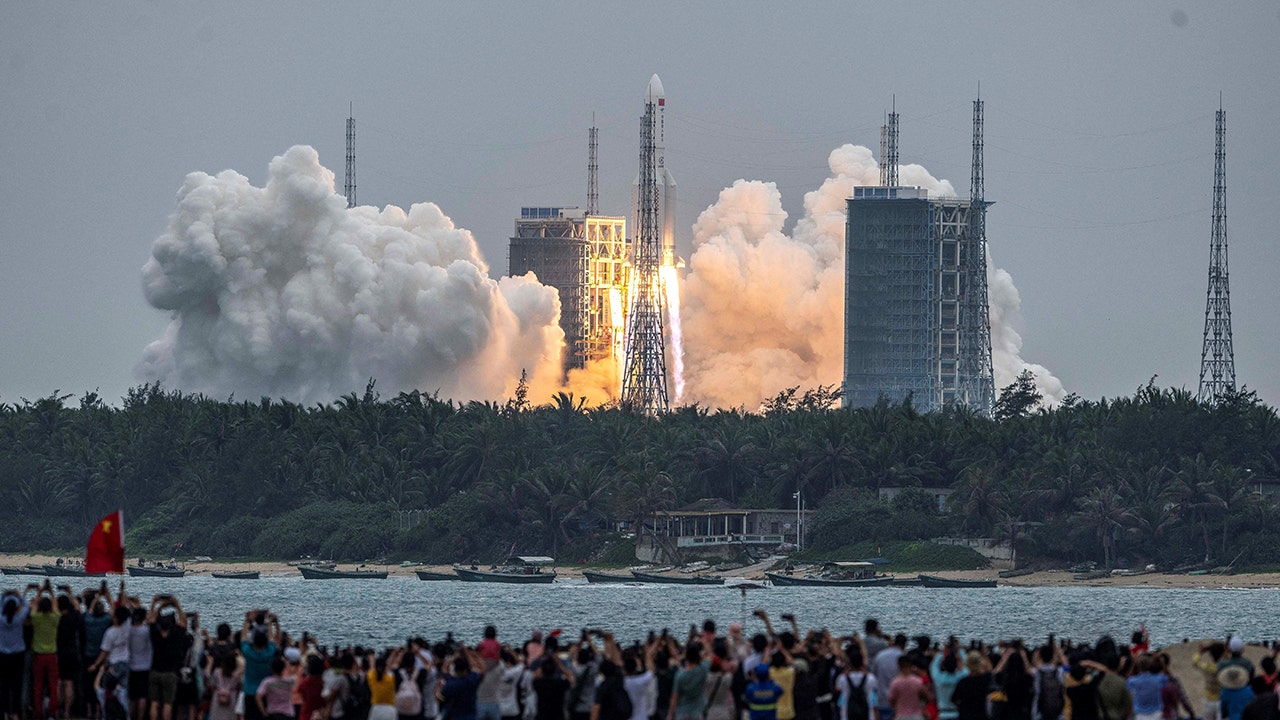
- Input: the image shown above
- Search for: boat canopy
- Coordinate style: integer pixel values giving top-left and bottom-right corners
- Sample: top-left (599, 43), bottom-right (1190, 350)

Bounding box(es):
top-left (514, 556), bottom-right (555, 566)
top-left (827, 561), bottom-right (874, 568)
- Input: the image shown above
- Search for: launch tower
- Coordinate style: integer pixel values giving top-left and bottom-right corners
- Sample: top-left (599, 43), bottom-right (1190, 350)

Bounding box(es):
top-left (621, 75), bottom-right (671, 414)
top-left (344, 104), bottom-right (356, 208)
top-left (843, 100), bottom-right (994, 415)
top-left (1198, 103), bottom-right (1235, 403)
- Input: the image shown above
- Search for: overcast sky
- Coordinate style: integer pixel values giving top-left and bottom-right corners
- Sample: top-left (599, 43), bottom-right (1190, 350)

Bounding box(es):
top-left (2, 2), bottom-right (1278, 407)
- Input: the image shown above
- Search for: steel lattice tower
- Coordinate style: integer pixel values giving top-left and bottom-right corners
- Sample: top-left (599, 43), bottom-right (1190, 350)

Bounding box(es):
top-left (1198, 104), bottom-right (1235, 403)
top-left (587, 119), bottom-right (599, 216)
top-left (884, 99), bottom-right (900, 187)
top-left (958, 95), bottom-right (995, 415)
top-left (879, 121), bottom-right (889, 186)
top-left (621, 93), bottom-right (669, 414)
top-left (344, 103), bottom-right (356, 209)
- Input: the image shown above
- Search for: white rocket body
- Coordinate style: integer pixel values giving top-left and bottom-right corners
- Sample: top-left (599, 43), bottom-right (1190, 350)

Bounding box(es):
top-left (635, 74), bottom-right (678, 266)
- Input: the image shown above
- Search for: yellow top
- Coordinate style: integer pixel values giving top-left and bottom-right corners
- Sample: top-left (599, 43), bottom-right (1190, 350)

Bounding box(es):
top-left (30, 611), bottom-right (59, 655)
top-left (1192, 652), bottom-right (1221, 700)
top-left (770, 666), bottom-right (796, 720)
top-left (368, 669), bottom-right (397, 706)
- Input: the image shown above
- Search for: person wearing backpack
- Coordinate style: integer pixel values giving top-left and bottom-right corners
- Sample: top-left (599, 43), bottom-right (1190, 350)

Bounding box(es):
top-left (208, 654), bottom-right (243, 720)
top-left (1033, 645), bottom-right (1066, 720)
top-left (345, 655), bottom-right (374, 720)
top-left (833, 639), bottom-right (876, 720)
top-left (394, 651), bottom-right (425, 720)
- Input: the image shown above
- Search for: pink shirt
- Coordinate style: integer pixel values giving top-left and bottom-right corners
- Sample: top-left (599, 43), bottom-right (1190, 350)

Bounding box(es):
top-left (257, 676), bottom-right (297, 716)
top-left (889, 675), bottom-right (927, 718)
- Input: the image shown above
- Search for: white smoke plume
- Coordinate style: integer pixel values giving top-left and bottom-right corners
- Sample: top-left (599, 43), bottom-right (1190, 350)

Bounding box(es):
top-left (681, 143), bottom-right (1064, 409)
top-left (139, 146), bottom-right (569, 405)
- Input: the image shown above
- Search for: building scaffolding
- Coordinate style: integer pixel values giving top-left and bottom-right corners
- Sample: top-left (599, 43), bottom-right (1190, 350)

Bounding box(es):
top-left (509, 208), bottom-right (628, 374)
top-left (844, 102), bottom-right (994, 415)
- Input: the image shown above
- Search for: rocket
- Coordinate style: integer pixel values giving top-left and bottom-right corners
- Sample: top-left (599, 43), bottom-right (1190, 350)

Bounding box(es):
top-left (636, 74), bottom-right (678, 267)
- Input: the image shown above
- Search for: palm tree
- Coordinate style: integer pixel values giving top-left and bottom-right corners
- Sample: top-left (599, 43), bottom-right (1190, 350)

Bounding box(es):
top-left (1072, 486), bottom-right (1131, 569)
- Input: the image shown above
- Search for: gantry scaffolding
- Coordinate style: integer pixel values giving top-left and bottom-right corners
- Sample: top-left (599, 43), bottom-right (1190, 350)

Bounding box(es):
top-left (843, 101), bottom-right (994, 415)
top-left (509, 207), bottom-right (629, 373)
top-left (844, 189), bottom-right (993, 413)
top-left (844, 186), bottom-right (938, 409)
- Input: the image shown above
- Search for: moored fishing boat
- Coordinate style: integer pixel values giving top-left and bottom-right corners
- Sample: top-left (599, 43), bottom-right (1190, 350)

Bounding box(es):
top-left (582, 569), bottom-right (634, 584)
top-left (766, 571), bottom-right (894, 587)
top-left (415, 570), bottom-right (457, 581)
top-left (127, 564), bottom-right (186, 577)
top-left (211, 571), bottom-right (260, 580)
top-left (630, 570), bottom-right (724, 585)
top-left (918, 574), bottom-right (997, 589)
top-left (298, 565), bottom-right (387, 580)
top-left (454, 556), bottom-right (557, 583)
top-left (998, 568), bottom-right (1034, 579)
top-left (42, 565), bottom-right (105, 578)
top-left (766, 561), bottom-right (893, 587)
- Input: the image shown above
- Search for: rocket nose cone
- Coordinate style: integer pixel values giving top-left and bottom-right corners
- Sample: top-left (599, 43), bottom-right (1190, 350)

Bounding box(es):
top-left (647, 74), bottom-right (665, 103)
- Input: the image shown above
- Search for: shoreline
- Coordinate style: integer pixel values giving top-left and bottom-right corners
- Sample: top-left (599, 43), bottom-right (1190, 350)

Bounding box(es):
top-left (4, 553), bottom-right (1279, 588)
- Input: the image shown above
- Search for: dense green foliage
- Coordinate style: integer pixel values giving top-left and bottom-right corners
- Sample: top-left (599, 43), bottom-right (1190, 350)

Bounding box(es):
top-left (0, 379), bottom-right (1277, 568)
top-left (794, 539), bottom-right (988, 572)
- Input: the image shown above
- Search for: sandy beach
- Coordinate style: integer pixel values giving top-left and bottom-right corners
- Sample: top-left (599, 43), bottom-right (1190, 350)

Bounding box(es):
top-left (5, 552), bottom-right (1280, 588)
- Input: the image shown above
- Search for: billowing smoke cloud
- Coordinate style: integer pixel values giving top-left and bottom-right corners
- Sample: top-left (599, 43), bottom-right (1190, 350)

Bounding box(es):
top-left (139, 146), bottom-right (568, 404)
top-left (681, 144), bottom-right (1064, 409)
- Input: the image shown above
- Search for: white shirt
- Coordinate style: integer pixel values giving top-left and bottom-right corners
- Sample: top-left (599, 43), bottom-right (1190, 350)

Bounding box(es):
top-left (624, 671), bottom-right (654, 720)
top-left (102, 625), bottom-right (130, 665)
top-left (835, 671), bottom-right (878, 720)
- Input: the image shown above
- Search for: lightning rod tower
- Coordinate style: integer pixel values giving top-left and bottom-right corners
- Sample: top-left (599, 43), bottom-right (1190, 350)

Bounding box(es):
top-left (587, 118), bottom-right (599, 215)
top-left (344, 103), bottom-right (356, 209)
top-left (959, 93), bottom-right (995, 415)
top-left (884, 97), bottom-right (900, 187)
top-left (879, 117), bottom-right (889, 186)
top-left (1198, 102), bottom-right (1235, 403)
top-left (621, 82), bottom-right (670, 414)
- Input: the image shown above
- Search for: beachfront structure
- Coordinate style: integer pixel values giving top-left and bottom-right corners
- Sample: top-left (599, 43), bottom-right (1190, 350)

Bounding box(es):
top-left (842, 100), bottom-right (995, 415)
top-left (636, 506), bottom-right (815, 563)
top-left (509, 207), bottom-right (629, 374)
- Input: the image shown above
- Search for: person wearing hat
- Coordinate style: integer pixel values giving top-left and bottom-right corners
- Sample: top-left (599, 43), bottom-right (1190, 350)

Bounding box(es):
top-left (1218, 638), bottom-right (1255, 720)
top-left (745, 664), bottom-right (784, 720)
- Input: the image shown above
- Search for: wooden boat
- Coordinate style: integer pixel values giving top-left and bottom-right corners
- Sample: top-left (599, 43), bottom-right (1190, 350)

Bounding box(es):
top-left (891, 577), bottom-right (924, 587)
top-left (918, 574), bottom-right (997, 589)
top-left (1073, 570), bottom-right (1111, 581)
top-left (630, 570), bottom-right (724, 585)
top-left (766, 571), bottom-right (893, 587)
top-left (998, 569), bottom-right (1034, 579)
top-left (766, 562), bottom-right (893, 587)
top-left (298, 565), bottom-right (387, 579)
top-left (582, 569), bottom-right (635, 584)
top-left (42, 565), bottom-right (105, 577)
top-left (454, 557), bottom-right (557, 584)
top-left (0, 567), bottom-right (29, 576)
top-left (415, 570), bottom-right (457, 581)
top-left (127, 565), bottom-right (185, 577)
top-left (211, 571), bottom-right (260, 580)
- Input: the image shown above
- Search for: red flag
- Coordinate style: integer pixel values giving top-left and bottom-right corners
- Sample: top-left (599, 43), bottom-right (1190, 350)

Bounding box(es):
top-left (85, 511), bottom-right (124, 574)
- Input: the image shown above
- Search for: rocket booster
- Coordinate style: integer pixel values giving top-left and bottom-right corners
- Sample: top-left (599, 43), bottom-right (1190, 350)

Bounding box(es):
top-left (636, 74), bottom-right (678, 267)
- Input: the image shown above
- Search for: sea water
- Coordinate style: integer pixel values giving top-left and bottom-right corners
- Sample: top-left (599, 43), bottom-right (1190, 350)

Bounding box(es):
top-left (43, 574), bottom-right (1277, 648)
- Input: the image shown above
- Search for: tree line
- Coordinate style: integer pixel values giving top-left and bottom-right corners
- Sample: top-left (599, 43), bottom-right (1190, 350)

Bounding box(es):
top-left (1, 374), bottom-right (1277, 569)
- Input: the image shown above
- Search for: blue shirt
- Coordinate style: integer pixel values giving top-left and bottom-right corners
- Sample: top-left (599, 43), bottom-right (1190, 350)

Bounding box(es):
top-left (745, 679), bottom-right (784, 720)
top-left (441, 672), bottom-right (483, 720)
top-left (930, 652), bottom-right (969, 720)
top-left (0, 601), bottom-right (31, 654)
top-left (241, 641), bottom-right (278, 694)
top-left (83, 612), bottom-right (113, 657)
top-left (1126, 673), bottom-right (1168, 716)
